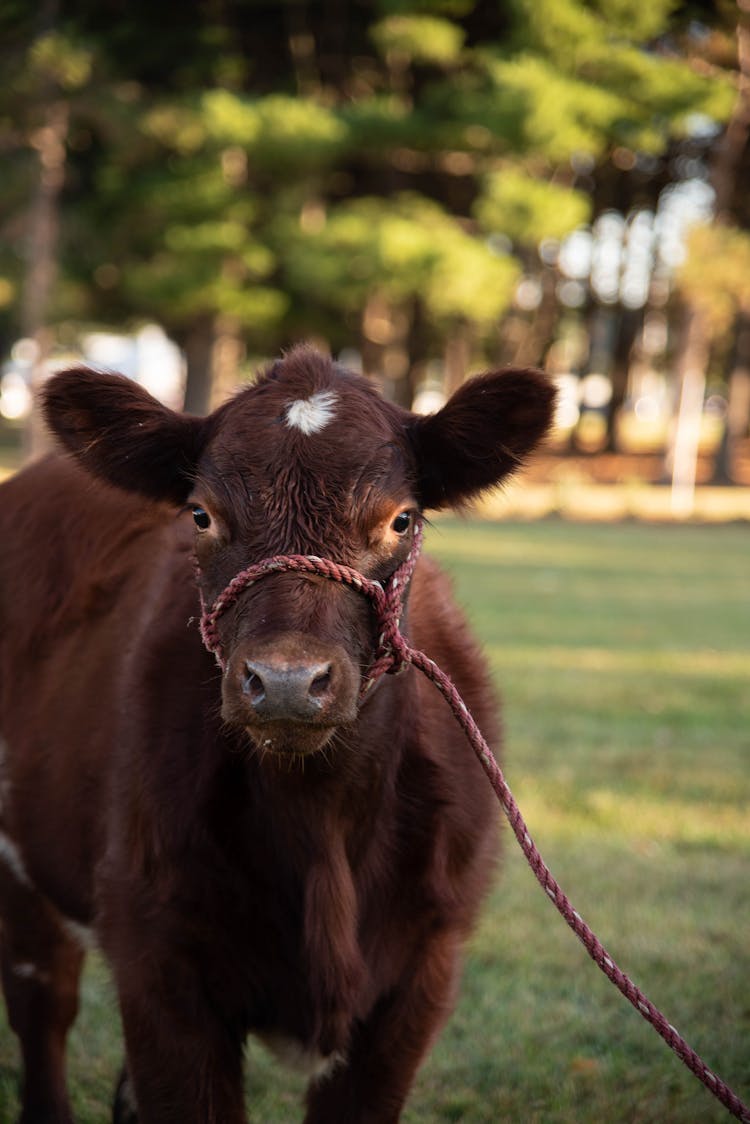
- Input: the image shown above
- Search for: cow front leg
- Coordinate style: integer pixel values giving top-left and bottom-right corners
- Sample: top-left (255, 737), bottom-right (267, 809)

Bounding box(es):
top-left (114, 971), bottom-right (246, 1124)
top-left (304, 928), bottom-right (462, 1124)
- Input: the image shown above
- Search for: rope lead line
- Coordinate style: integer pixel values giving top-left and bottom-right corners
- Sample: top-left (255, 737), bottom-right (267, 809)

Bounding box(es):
top-left (197, 522), bottom-right (749, 1123)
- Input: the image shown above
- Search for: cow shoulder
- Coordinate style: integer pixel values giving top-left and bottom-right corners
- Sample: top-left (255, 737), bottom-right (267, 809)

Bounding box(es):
top-left (0, 455), bottom-right (188, 652)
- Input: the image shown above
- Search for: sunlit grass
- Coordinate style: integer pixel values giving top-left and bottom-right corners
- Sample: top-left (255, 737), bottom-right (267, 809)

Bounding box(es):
top-left (0, 519), bottom-right (747, 1122)
top-left (410, 519), bottom-right (749, 1123)
top-left (488, 645), bottom-right (750, 676)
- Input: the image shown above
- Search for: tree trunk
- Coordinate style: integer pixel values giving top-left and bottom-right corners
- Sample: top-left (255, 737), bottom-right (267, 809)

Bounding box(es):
top-left (361, 293), bottom-right (413, 407)
top-left (182, 314), bottom-right (217, 416)
top-left (444, 323), bottom-right (472, 396)
top-left (511, 268), bottom-right (559, 368)
top-left (606, 307), bottom-right (641, 450)
top-left (713, 313), bottom-right (750, 483)
top-left (210, 316), bottom-right (245, 410)
top-left (708, 3), bottom-right (750, 481)
top-left (22, 97), bottom-right (69, 459)
top-left (666, 1), bottom-right (750, 492)
top-left (669, 308), bottom-right (710, 517)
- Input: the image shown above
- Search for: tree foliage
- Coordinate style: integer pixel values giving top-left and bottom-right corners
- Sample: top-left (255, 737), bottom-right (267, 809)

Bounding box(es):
top-left (679, 224), bottom-right (750, 336)
top-left (0, 0), bottom-right (740, 409)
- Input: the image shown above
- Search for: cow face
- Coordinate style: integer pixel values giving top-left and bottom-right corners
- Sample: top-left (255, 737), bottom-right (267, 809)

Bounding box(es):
top-left (44, 345), bottom-right (555, 757)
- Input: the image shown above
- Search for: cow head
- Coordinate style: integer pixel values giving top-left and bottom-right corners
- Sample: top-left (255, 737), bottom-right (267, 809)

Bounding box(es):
top-left (44, 345), bottom-right (555, 758)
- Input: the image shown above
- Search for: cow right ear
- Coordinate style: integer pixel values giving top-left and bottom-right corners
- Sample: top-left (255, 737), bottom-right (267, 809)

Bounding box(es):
top-left (408, 366), bottom-right (556, 510)
top-left (42, 368), bottom-right (209, 505)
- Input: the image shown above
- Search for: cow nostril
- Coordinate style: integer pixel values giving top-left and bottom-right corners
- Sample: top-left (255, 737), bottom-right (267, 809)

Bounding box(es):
top-left (244, 668), bottom-right (266, 706)
top-left (309, 667), bottom-right (332, 699)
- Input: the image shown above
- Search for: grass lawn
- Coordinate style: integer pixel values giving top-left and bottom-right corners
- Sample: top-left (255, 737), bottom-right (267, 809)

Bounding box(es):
top-left (1, 519), bottom-right (748, 1122)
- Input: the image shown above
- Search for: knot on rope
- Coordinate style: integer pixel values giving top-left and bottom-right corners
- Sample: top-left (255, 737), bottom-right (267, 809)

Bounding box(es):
top-left (361, 613), bottom-right (413, 694)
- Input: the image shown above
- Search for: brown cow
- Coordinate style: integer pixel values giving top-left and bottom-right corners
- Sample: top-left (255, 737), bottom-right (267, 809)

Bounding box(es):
top-left (0, 345), bottom-right (554, 1123)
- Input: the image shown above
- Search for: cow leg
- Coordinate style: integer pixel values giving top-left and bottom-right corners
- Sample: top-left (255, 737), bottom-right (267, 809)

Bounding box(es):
top-left (304, 928), bottom-right (461, 1124)
top-left (112, 1063), bottom-right (139, 1124)
top-left (113, 971), bottom-right (246, 1124)
top-left (0, 880), bottom-right (84, 1124)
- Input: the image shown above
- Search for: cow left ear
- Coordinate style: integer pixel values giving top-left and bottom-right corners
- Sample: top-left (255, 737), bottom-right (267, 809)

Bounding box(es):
top-left (409, 367), bottom-right (557, 510)
top-left (42, 368), bottom-right (210, 504)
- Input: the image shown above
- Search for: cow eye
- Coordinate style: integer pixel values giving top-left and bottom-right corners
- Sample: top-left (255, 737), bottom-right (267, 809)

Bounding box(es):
top-left (192, 506), bottom-right (211, 531)
top-left (391, 511), bottom-right (412, 535)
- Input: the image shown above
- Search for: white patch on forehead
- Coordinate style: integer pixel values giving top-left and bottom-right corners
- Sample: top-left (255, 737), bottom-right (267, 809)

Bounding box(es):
top-left (285, 390), bottom-right (338, 435)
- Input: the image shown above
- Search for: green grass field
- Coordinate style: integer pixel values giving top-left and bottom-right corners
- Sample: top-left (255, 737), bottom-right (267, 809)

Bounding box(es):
top-left (1, 519), bottom-right (748, 1122)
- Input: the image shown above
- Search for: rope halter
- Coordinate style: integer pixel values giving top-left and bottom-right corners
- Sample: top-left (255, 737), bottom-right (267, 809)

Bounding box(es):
top-left (197, 519), bottom-right (424, 697)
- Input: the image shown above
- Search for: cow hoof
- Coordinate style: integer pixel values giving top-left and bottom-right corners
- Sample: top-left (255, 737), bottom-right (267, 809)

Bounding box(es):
top-left (112, 1065), bottom-right (139, 1124)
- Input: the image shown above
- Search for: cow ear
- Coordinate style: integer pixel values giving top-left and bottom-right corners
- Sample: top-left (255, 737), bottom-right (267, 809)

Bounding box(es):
top-left (42, 368), bottom-right (209, 504)
top-left (409, 367), bottom-right (557, 510)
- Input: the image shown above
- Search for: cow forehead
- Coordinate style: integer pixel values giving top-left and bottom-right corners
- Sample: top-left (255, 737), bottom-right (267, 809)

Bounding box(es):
top-left (201, 355), bottom-right (414, 514)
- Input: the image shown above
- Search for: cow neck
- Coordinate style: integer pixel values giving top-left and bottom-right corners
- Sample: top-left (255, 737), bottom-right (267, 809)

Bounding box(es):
top-left (196, 519), bottom-right (424, 699)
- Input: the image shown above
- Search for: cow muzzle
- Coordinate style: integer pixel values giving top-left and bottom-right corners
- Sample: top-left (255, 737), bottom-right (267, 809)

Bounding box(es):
top-left (196, 522), bottom-right (425, 756)
top-left (222, 634), bottom-right (359, 756)
top-left (242, 657), bottom-right (334, 722)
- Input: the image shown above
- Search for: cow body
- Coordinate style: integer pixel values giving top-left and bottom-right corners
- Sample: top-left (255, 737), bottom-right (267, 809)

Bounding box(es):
top-left (0, 346), bottom-right (554, 1122)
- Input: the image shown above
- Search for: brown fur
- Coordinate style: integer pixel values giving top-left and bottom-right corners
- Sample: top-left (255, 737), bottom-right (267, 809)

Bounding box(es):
top-left (0, 346), bottom-right (555, 1122)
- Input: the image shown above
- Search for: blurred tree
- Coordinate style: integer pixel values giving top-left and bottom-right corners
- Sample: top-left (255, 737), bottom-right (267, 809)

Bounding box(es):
top-left (0, 2), bottom-right (93, 448)
top-left (464, 0), bottom-right (733, 444)
top-left (0, 0), bottom-right (739, 424)
top-left (674, 0), bottom-right (750, 486)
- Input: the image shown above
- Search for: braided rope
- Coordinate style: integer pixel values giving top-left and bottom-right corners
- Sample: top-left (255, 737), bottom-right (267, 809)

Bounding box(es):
top-left (409, 645), bottom-right (749, 1122)
top-left (198, 522), bottom-right (424, 686)
top-left (196, 524), bottom-right (749, 1122)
